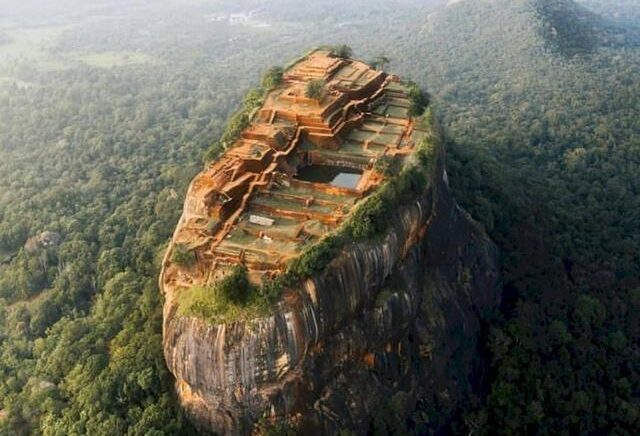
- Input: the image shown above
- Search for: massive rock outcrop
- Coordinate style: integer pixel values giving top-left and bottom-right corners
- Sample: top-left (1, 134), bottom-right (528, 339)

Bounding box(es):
top-left (161, 131), bottom-right (499, 434)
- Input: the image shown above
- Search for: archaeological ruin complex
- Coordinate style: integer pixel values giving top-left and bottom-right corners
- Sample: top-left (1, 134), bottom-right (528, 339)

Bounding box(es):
top-left (162, 49), bottom-right (427, 288)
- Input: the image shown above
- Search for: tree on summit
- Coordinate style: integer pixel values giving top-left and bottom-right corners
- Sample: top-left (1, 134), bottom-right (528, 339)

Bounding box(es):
top-left (305, 79), bottom-right (326, 101)
top-left (372, 55), bottom-right (391, 71)
top-left (330, 44), bottom-right (353, 59)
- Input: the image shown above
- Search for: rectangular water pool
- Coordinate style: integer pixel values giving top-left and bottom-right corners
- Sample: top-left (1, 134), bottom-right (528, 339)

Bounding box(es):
top-left (295, 165), bottom-right (362, 189)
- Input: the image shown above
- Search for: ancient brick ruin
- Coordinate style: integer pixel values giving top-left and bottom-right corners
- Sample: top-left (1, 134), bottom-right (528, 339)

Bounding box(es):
top-left (163, 49), bottom-right (427, 287)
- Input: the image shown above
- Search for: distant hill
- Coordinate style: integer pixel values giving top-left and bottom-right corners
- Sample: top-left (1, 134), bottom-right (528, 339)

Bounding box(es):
top-left (422, 0), bottom-right (637, 64)
top-left (536, 0), bottom-right (639, 55)
top-left (578, 0), bottom-right (640, 25)
top-left (414, 0), bottom-right (640, 152)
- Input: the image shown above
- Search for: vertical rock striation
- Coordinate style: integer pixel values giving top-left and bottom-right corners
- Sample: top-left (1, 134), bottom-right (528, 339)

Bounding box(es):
top-left (161, 138), bottom-right (500, 434)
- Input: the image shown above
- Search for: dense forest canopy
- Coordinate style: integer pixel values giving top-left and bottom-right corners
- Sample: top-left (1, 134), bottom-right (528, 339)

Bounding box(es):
top-left (0, 0), bottom-right (638, 434)
top-left (415, 1), bottom-right (640, 433)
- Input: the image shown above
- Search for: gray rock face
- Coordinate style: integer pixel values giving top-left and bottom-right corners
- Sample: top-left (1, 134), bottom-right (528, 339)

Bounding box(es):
top-left (161, 149), bottom-right (500, 434)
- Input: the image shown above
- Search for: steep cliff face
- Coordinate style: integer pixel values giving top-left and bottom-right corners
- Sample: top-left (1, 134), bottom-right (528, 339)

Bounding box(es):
top-left (161, 139), bottom-right (499, 434)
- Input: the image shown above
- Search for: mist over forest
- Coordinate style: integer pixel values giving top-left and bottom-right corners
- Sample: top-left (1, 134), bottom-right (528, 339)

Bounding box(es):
top-left (0, 0), bottom-right (639, 434)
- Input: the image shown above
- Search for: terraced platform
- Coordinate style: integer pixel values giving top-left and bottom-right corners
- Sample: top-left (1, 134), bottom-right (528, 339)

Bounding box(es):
top-left (163, 49), bottom-right (427, 288)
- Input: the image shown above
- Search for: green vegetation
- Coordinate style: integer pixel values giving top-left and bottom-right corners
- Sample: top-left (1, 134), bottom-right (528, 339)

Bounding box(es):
top-left (180, 105), bottom-right (434, 326)
top-left (203, 64), bottom-right (287, 163)
top-left (281, 111), bottom-right (434, 285)
top-left (370, 55), bottom-right (391, 71)
top-left (305, 79), bottom-right (326, 101)
top-left (256, 417), bottom-right (299, 436)
top-left (411, 0), bottom-right (640, 434)
top-left (406, 81), bottom-right (430, 117)
top-left (72, 51), bottom-right (160, 68)
top-left (0, 25), bottom-right (71, 70)
top-left (215, 265), bottom-right (253, 304)
top-left (534, 0), bottom-right (639, 56)
top-left (180, 109), bottom-right (434, 326)
top-left (171, 243), bottom-right (195, 267)
top-left (373, 154), bottom-right (402, 176)
top-left (261, 66), bottom-right (284, 90)
top-left (345, 129), bottom-right (432, 240)
top-left (204, 92), bottom-right (262, 162)
top-left (329, 44), bottom-right (353, 59)
top-left (178, 266), bottom-right (275, 324)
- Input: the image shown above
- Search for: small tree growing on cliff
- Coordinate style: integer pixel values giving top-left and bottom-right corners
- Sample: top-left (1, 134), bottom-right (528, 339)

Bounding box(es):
top-left (172, 243), bottom-right (195, 267)
top-left (374, 155), bottom-right (402, 176)
top-left (330, 44), bottom-right (353, 59)
top-left (407, 81), bottom-right (430, 117)
top-left (305, 79), bottom-right (326, 101)
top-left (261, 66), bottom-right (284, 90)
top-left (215, 265), bottom-right (253, 304)
top-left (371, 55), bottom-right (391, 71)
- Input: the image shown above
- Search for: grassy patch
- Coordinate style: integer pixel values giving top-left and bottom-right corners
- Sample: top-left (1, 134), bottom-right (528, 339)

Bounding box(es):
top-left (72, 51), bottom-right (160, 68)
top-left (0, 25), bottom-right (72, 69)
top-left (178, 266), bottom-right (277, 324)
top-left (0, 26), bottom-right (158, 73)
top-left (178, 286), bottom-right (272, 324)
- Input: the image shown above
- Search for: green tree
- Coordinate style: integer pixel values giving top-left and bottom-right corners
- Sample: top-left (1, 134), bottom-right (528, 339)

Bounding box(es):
top-left (216, 265), bottom-right (253, 304)
top-left (171, 244), bottom-right (195, 267)
top-left (330, 44), bottom-right (353, 59)
top-left (371, 55), bottom-right (391, 71)
top-left (262, 66), bottom-right (284, 89)
top-left (305, 79), bottom-right (326, 101)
